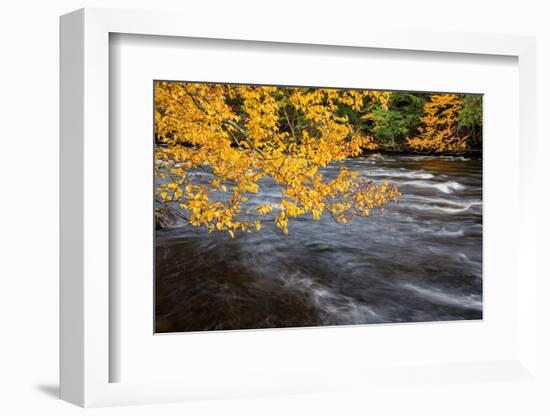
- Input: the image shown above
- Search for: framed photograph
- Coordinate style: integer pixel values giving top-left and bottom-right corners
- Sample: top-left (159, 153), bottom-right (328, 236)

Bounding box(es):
top-left (153, 80), bottom-right (482, 333)
top-left (60, 8), bottom-right (539, 408)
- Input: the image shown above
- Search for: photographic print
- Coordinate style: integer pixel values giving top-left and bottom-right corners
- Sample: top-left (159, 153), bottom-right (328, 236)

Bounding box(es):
top-left (154, 82), bottom-right (482, 333)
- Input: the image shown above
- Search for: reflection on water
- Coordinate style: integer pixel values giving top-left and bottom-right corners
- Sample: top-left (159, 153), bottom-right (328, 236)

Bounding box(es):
top-left (155, 154), bottom-right (482, 332)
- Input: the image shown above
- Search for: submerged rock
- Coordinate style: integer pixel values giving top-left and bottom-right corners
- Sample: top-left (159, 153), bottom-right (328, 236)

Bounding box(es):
top-left (155, 207), bottom-right (178, 230)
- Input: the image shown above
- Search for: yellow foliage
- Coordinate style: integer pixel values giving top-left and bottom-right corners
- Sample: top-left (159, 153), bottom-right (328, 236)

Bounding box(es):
top-left (406, 94), bottom-right (466, 153)
top-left (256, 205), bottom-right (273, 215)
top-left (155, 82), bottom-right (399, 235)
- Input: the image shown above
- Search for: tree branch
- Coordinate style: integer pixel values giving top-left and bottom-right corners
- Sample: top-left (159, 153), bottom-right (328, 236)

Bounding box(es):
top-left (155, 197), bottom-right (189, 222)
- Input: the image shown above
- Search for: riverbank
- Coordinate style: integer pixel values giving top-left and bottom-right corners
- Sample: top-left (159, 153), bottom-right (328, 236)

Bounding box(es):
top-left (362, 148), bottom-right (482, 158)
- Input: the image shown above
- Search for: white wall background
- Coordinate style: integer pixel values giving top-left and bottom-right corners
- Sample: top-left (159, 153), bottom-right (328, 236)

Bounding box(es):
top-left (0, 1), bottom-right (548, 415)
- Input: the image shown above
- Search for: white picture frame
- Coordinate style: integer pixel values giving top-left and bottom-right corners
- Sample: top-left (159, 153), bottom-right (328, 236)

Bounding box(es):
top-left (60, 7), bottom-right (538, 408)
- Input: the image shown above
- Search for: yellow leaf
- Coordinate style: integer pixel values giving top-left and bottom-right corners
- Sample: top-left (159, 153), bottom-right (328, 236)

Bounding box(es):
top-left (256, 205), bottom-right (273, 215)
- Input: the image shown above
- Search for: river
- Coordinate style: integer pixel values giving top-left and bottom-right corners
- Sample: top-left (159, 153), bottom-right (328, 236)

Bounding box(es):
top-left (155, 154), bottom-right (482, 332)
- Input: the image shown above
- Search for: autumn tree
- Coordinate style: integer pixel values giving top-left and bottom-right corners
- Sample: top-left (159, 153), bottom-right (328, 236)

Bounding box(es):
top-left (155, 82), bottom-right (399, 236)
top-left (406, 94), bottom-right (465, 153)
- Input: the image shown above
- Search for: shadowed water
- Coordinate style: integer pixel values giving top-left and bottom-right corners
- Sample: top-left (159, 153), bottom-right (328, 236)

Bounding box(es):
top-left (155, 154), bottom-right (482, 332)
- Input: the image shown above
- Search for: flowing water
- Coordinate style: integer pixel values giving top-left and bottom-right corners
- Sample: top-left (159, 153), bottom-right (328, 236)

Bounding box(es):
top-left (155, 154), bottom-right (482, 332)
